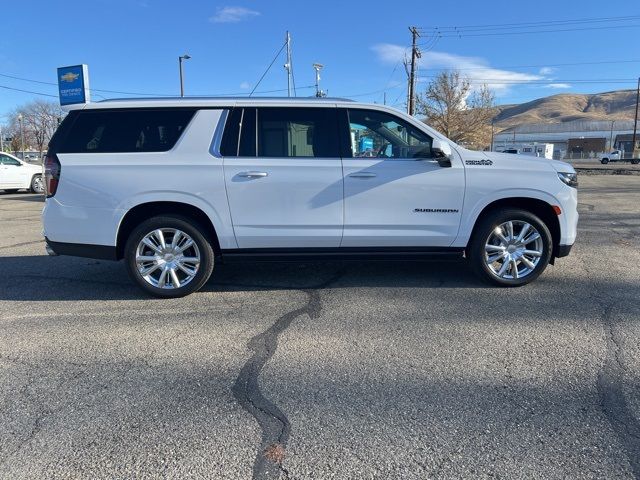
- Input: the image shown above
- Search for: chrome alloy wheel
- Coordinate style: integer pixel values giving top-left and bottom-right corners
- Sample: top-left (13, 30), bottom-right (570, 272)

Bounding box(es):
top-left (33, 175), bottom-right (44, 193)
top-left (484, 220), bottom-right (544, 280)
top-left (135, 228), bottom-right (201, 289)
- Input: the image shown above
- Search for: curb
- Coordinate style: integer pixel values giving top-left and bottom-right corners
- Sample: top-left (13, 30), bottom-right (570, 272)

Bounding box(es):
top-left (575, 167), bottom-right (640, 176)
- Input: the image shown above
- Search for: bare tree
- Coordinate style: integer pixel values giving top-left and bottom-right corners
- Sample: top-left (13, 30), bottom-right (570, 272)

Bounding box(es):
top-left (8, 100), bottom-right (65, 154)
top-left (416, 71), bottom-right (496, 150)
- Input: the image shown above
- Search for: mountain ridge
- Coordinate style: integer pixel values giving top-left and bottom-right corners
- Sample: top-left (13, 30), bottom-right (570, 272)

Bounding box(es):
top-left (493, 89), bottom-right (638, 130)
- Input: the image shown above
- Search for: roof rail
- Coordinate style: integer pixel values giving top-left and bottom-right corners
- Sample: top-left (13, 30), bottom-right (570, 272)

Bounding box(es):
top-left (98, 96), bottom-right (356, 103)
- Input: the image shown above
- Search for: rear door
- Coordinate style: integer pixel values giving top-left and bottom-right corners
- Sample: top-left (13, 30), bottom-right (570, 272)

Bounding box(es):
top-left (340, 107), bottom-right (465, 247)
top-left (222, 106), bottom-right (344, 248)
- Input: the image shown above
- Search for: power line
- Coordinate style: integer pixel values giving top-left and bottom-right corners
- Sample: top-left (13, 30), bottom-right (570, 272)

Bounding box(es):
top-left (249, 42), bottom-right (287, 97)
top-left (420, 23), bottom-right (640, 39)
top-left (430, 59), bottom-right (640, 71)
top-left (418, 14), bottom-right (640, 32)
top-left (0, 84), bottom-right (58, 98)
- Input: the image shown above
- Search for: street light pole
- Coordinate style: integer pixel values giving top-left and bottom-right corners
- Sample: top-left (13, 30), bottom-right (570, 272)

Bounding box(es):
top-left (178, 54), bottom-right (191, 97)
top-left (18, 114), bottom-right (25, 158)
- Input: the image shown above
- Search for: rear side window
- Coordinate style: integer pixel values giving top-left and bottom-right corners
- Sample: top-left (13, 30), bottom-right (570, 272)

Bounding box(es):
top-left (220, 108), bottom-right (256, 157)
top-left (58, 109), bottom-right (196, 153)
top-left (258, 107), bottom-right (339, 158)
top-left (221, 107), bottom-right (340, 158)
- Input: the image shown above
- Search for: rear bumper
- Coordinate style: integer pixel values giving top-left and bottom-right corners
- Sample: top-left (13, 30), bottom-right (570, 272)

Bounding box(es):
top-left (556, 243), bottom-right (573, 258)
top-left (45, 237), bottom-right (118, 261)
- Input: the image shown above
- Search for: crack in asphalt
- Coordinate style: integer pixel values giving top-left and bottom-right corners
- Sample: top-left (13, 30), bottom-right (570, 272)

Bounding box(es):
top-left (580, 255), bottom-right (640, 479)
top-left (596, 302), bottom-right (640, 479)
top-left (231, 271), bottom-right (344, 480)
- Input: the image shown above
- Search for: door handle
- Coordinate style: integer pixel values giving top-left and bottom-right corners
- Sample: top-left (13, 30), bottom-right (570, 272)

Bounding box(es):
top-left (237, 171), bottom-right (268, 178)
top-left (348, 172), bottom-right (377, 179)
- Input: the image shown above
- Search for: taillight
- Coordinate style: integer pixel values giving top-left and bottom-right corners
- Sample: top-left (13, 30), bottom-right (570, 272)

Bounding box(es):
top-left (44, 153), bottom-right (61, 197)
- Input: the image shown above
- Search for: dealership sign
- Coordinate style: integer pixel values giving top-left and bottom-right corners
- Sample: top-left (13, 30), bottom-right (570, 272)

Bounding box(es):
top-left (57, 64), bottom-right (90, 106)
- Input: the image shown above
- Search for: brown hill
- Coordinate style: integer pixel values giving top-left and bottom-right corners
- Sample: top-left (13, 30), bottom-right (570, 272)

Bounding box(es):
top-left (493, 89), bottom-right (638, 129)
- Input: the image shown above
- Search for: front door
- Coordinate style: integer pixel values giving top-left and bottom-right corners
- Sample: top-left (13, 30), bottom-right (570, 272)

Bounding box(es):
top-left (0, 155), bottom-right (25, 188)
top-left (341, 108), bottom-right (465, 247)
top-left (222, 107), bottom-right (344, 249)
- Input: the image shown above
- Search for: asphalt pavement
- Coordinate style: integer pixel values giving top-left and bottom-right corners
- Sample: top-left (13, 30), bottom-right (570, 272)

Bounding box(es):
top-left (0, 175), bottom-right (639, 479)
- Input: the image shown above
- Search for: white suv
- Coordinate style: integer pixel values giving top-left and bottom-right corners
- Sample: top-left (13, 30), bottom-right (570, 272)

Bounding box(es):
top-left (42, 98), bottom-right (578, 297)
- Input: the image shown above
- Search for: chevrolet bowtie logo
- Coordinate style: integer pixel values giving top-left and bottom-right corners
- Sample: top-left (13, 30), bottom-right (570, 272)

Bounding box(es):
top-left (60, 72), bottom-right (80, 83)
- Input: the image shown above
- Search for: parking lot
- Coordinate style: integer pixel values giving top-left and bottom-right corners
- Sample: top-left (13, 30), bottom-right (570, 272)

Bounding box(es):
top-left (0, 175), bottom-right (638, 479)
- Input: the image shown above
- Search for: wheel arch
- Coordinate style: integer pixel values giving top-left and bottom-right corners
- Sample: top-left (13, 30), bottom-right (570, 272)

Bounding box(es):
top-left (116, 201), bottom-right (221, 260)
top-left (467, 197), bottom-right (561, 259)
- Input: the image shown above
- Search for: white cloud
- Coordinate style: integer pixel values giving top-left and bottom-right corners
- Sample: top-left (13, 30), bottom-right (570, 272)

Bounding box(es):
top-left (210, 6), bottom-right (260, 23)
top-left (539, 67), bottom-right (556, 75)
top-left (546, 83), bottom-right (572, 89)
top-left (239, 81), bottom-right (251, 90)
top-left (371, 43), bottom-right (409, 64)
top-left (371, 44), bottom-right (544, 95)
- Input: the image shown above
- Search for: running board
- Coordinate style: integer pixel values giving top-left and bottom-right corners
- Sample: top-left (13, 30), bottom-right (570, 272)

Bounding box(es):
top-left (219, 247), bottom-right (464, 263)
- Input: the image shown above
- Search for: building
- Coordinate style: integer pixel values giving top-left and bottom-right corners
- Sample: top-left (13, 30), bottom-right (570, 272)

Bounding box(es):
top-left (493, 120), bottom-right (640, 160)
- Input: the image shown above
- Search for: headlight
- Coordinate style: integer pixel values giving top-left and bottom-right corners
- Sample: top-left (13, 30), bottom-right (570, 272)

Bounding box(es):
top-left (558, 172), bottom-right (578, 188)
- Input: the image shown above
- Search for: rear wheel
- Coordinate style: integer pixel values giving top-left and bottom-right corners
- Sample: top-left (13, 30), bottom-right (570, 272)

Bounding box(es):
top-left (632, 159), bottom-right (639, 165)
top-left (30, 174), bottom-right (44, 194)
top-left (468, 209), bottom-right (552, 287)
top-left (601, 158), bottom-right (609, 164)
top-left (124, 215), bottom-right (214, 298)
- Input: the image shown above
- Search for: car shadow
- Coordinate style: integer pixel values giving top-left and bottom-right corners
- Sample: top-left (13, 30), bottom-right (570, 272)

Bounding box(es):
top-left (0, 254), bottom-right (485, 301)
top-left (0, 193), bottom-right (45, 202)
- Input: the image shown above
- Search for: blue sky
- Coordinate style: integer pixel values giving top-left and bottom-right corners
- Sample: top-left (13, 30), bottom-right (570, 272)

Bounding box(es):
top-left (1, 0), bottom-right (639, 119)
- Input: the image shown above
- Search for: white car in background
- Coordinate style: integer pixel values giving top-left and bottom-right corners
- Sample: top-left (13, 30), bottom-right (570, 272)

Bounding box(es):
top-left (0, 152), bottom-right (44, 194)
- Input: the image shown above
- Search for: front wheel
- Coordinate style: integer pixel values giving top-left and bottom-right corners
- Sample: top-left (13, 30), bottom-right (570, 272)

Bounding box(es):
top-left (632, 159), bottom-right (639, 165)
top-left (124, 215), bottom-right (215, 298)
top-left (601, 158), bottom-right (609, 164)
top-left (468, 209), bottom-right (552, 287)
top-left (30, 174), bottom-right (44, 194)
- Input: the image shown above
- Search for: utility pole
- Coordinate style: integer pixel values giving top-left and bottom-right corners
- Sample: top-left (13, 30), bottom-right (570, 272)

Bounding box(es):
top-left (408, 26), bottom-right (421, 116)
top-left (632, 76), bottom-right (639, 159)
top-left (609, 120), bottom-right (615, 151)
top-left (0, 124), bottom-right (4, 152)
top-left (285, 31), bottom-right (293, 97)
top-left (490, 119), bottom-right (495, 152)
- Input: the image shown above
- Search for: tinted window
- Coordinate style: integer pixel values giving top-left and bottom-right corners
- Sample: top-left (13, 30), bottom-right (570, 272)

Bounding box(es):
top-left (58, 109), bottom-right (196, 153)
top-left (220, 108), bottom-right (241, 156)
top-left (347, 109), bottom-right (432, 159)
top-left (1, 155), bottom-right (21, 166)
top-left (220, 108), bottom-right (257, 157)
top-left (257, 107), bottom-right (339, 158)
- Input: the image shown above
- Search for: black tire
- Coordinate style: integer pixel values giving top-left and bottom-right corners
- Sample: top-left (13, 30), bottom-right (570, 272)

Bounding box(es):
top-left (468, 208), bottom-right (553, 287)
top-left (3, 189), bottom-right (20, 194)
top-left (632, 159), bottom-right (639, 165)
top-left (601, 158), bottom-right (609, 164)
top-left (30, 174), bottom-right (44, 194)
top-left (124, 215), bottom-right (215, 298)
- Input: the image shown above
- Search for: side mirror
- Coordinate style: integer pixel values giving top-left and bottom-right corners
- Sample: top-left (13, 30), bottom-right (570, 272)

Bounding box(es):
top-left (431, 138), bottom-right (452, 168)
